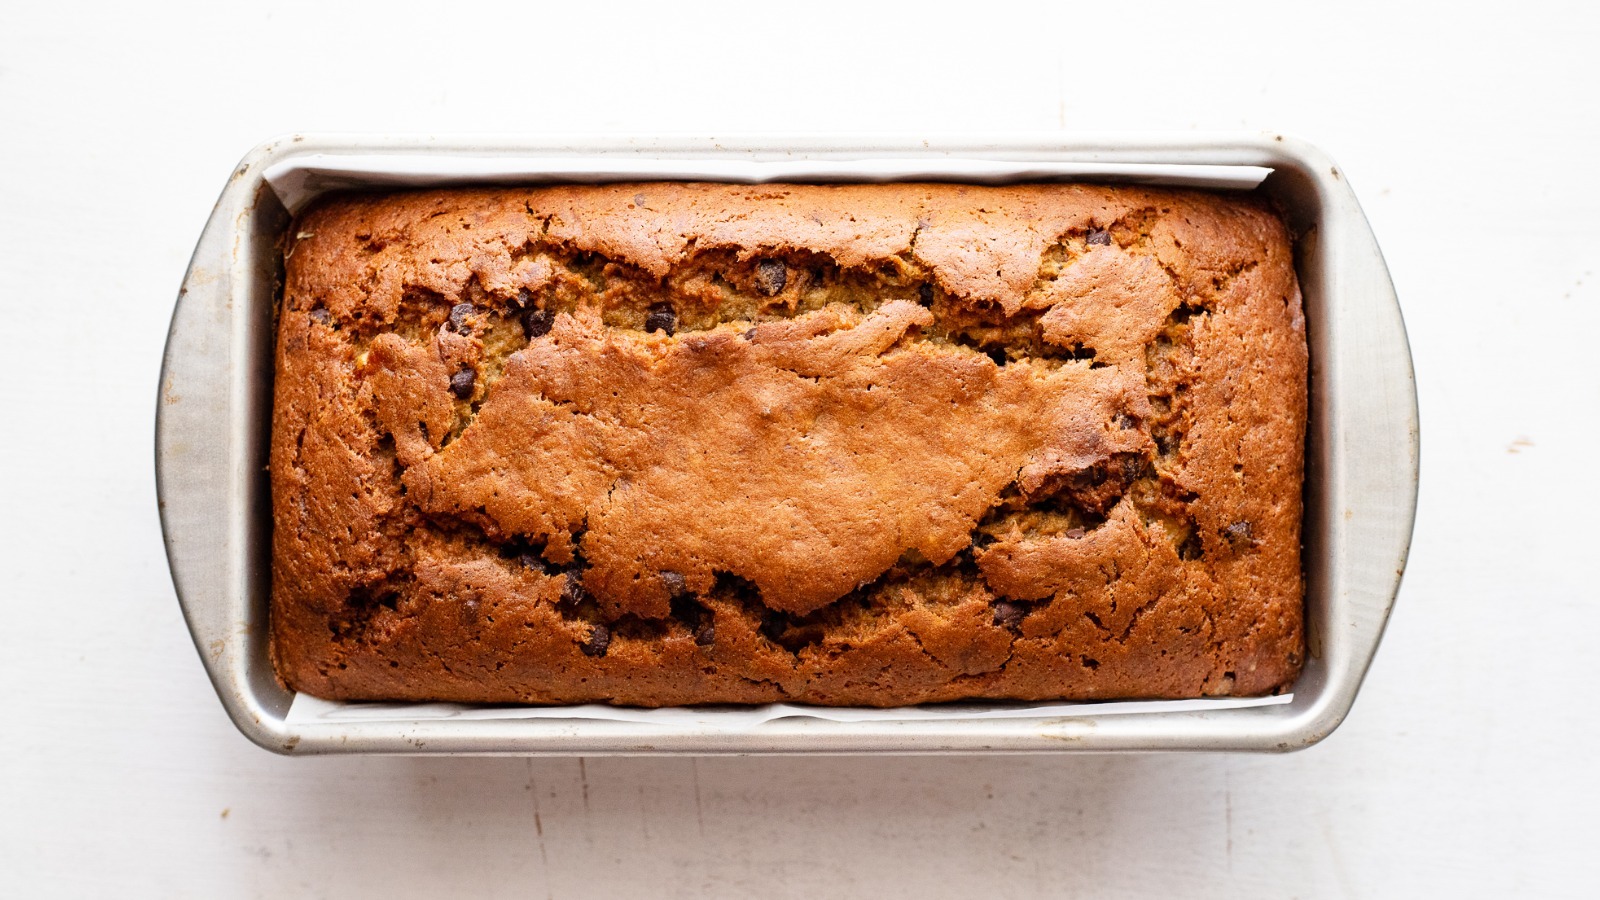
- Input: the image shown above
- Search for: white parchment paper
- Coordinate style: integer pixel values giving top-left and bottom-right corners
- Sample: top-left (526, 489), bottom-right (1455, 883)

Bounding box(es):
top-left (267, 151), bottom-right (1286, 733)
top-left (263, 154), bottom-right (1270, 214)
top-left (286, 693), bottom-right (1291, 730)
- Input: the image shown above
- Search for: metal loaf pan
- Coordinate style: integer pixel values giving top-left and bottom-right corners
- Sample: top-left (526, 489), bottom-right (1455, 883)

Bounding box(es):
top-left (157, 135), bottom-right (1418, 755)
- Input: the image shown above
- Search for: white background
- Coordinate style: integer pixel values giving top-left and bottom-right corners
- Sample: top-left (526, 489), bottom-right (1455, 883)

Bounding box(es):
top-left (2, 1), bottom-right (1596, 896)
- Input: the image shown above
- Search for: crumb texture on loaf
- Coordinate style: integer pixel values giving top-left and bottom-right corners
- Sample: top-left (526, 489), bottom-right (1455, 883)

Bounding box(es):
top-left (270, 183), bottom-right (1306, 706)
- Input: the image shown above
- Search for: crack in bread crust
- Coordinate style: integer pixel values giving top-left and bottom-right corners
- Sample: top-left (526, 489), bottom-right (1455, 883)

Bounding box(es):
top-left (269, 182), bottom-right (1307, 706)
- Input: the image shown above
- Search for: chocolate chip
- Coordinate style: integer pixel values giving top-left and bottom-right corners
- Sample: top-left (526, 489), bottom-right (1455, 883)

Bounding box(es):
top-left (449, 367), bottom-right (476, 399)
top-left (754, 260), bottom-right (787, 296)
top-left (580, 623), bottom-right (610, 657)
top-left (447, 302), bottom-right (476, 333)
top-left (1065, 527), bottom-right (1086, 539)
top-left (309, 306), bottom-right (332, 325)
top-left (521, 307), bottom-right (554, 339)
top-left (1067, 465), bottom-right (1106, 491)
top-left (1225, 520), bottom-right (1255, 550)
top-left (1120, 454), bottom-right (1146, 482)
top-left (644, 302), bottom-right (677, 336)
top-left (515, 552), bottom-right (561, 576)
top-left (694, 620), bottom-right (715, 647)
top-left (561, 571), bottom-right (587, 606)
top-left (743, 327), bottom-right (758, 341)
top-left (1086, 229), bottom-right (1112, 246)
top-left (918, 282), bottom-right (934, 305)
top-left (993, 601), bottom-right (1025, 630)
top-left (660, 571), bottom-right (688, 597)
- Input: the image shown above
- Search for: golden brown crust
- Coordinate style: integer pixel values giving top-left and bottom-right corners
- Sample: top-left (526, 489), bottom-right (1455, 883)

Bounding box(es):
top-left (270, 182), bottom-right (1306, 706)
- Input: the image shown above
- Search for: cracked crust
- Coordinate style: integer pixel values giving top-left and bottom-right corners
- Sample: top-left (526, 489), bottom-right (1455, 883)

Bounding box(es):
top-left (270, 182), bottom-right (1306, 706)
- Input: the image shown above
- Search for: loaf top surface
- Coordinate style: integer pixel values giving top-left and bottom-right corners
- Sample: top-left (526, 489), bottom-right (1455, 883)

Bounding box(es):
top-left (271, 182), bottom-right (1306, 706)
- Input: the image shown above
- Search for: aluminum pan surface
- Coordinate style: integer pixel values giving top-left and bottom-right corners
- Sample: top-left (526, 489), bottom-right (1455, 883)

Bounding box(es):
top-left (156, 134), bottom-right (1417, 755)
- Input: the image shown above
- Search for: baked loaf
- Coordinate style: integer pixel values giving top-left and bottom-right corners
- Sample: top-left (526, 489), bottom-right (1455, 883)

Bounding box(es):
top-left (271, 182), bottom-right (1306, 706)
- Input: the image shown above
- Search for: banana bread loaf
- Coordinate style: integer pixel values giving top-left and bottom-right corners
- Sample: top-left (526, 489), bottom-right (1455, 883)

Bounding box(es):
top-left (270, 182), bottom-right (1306, 706)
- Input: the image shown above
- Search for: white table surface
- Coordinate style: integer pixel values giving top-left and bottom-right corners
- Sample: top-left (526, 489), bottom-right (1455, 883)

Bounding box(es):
top-left (3, 1), bottom-right (1596, 896)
